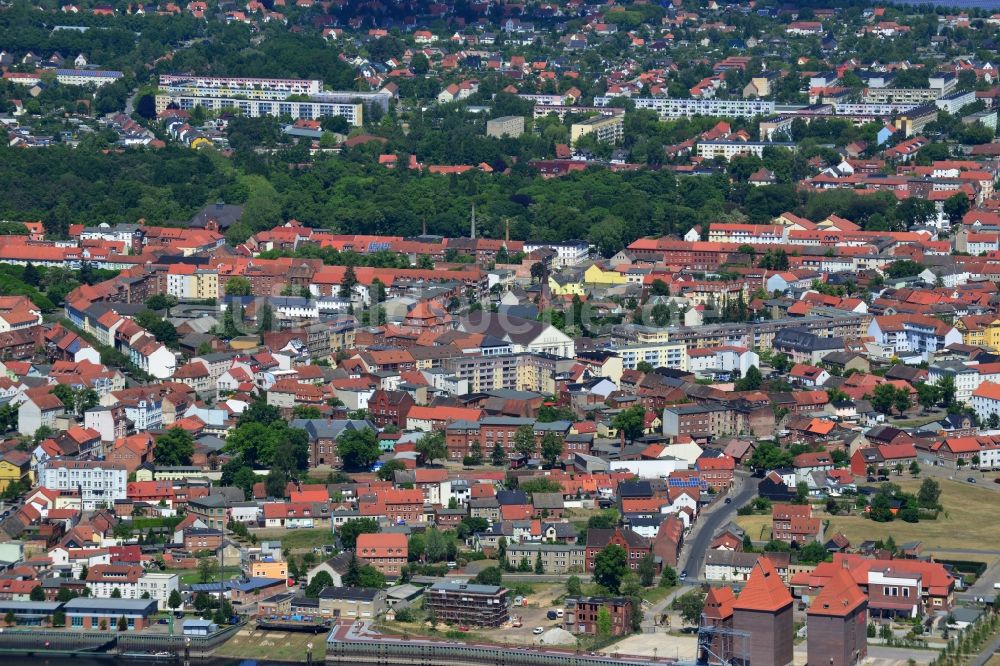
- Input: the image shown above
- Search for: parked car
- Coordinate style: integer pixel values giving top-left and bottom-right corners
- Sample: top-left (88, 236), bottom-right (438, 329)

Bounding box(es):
top-left (680, 569), bottom-right (688, 580)
top-left (533, 627), bottom-right (544, 635)
top-left (546, 611), bottom-right (558, 620)
top-left (967, 477), bottom-right (977, 483)
top-left (724, 498), bottom-right (731, 504)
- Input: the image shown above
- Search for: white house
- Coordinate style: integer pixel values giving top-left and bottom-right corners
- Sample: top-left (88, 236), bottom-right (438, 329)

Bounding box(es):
top-left (867, 315), bottom-right (961, 361)
top-left (971, 381), bottom-right (1000, 424)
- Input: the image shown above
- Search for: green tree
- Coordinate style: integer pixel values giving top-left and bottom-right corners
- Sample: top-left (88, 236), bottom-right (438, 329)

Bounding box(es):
top-left (735, 365), bottom-right (763, 391)
top-left (512, 424), bottom-right (536, 457)
top-left (416, 431), bottom-right (447, 465)
top-left (198, 557), bottom-right (217, 584)
top-left (871, 383), bottom-right (904, 416)
top-left (909, 460), bottom-right (921, 477)
top-left (593, 544), bottom-right (628, 593)
top-left (424, 527), bottom-right (447, 562)
top-left (637, 553), bottom-right (656, 587)
top-left (620, 572), bottom-right (643, 600)
top-left (225, 277), bottom-right (252, 296)
top-left (29, 585), bottom-right (45, 601)
top-left (918, 478), bottom-right (941, 509)
top-left (337, 428), bottom-right (380, 470)
top-left (168, 589), bottom-right (182, 610)
top-left (566, 575), bottom-right (582, 596)
top-left (596, 607), bottom-right (613, 637)
top-left (340, 265), bottom-right (358, 299)
top-left (256, 303), bottom-right (274, 334)
top-left (747, 442), bottom-right (793, 471)
top-left (937, 375), bottom-right (957, 406)
top-left (117, 615), bottom-right (128, 631)
top-left (797, 541), bottom-right (829, 565)
top-left (660, 566), bottom-right (679, 588)
top-left (305, 571), bottom-right (333, 597)
top-left (337, 518), bottom-right (379, 550)
top-left (611, 405), bottom-right (646, 444)
top-left (473, 566), bottom-right (503, 586)
top-left (540, 432), bottom-right (563, 467)
top-left (944, 193), bottom-right (971, 224)
top-left (154, 427), bottom-right (195, 466)
top-left (673, 589), bottom-right (707, 626)
top-left (376, 459), bottom-right (407, 481)
top-left (534, 551), bottom-right (544, 574)
top-left (491, 441), bottom-right (506, 466)
top-left (111, 588), bottom-right (122, 598)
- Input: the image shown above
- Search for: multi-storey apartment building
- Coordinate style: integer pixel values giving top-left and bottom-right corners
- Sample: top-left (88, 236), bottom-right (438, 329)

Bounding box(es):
top-left (38, 459), bottom-right (127, 510)
top-left (355, 533), bottom-right (408, 578)
top-left (445, 418), bottom-right (574, 462)
top-left (424, 581), bottom-right (510, 628)
top-left (594, 97), bottom-right (775, 119)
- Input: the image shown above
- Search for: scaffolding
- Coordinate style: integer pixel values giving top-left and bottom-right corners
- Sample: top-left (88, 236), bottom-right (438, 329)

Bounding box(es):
top-left (697, 616), bottom-right (750, 666)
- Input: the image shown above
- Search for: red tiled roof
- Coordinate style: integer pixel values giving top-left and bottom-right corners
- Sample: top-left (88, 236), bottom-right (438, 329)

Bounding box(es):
top-left (732, 558), bottom-right (793, 613)
top-left (808, 567), bottom-right (866, 617)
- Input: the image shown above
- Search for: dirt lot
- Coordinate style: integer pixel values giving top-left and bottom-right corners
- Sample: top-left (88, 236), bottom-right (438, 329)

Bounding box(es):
top-left (602, 631), bottom-right (698, 660)
top-left (495, 583), bottom-right (568, 645)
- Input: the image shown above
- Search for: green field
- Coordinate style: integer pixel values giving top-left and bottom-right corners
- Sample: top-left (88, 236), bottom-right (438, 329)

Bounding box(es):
top-left (250, 528), bottom-right (337, 552)
top-left (737, 478), bottom-right (1000, 551)
top-left (163, 566), bottom-right (243, 585)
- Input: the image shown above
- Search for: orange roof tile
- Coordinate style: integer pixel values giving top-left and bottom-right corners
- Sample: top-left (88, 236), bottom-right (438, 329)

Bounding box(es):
top-left (732, 557), bottom-right (793, 613)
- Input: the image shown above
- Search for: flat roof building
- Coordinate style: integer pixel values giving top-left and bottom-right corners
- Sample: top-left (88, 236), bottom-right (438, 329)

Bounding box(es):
top-left (570, 115), bottom-right (624, 147)
top-left (424, 580), bottom-right (509, 628)
top-left (486, 115), bottom-right (525, 139)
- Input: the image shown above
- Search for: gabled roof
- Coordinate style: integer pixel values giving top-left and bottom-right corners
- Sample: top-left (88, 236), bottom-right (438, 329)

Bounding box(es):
top-left (732, 557), bottom-right (792, 613)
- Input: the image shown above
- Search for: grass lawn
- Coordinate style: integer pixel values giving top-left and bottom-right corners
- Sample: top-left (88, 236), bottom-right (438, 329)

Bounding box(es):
top-left (252, 528), bottom-right (335, 551)
top-left (214, 627), bottom-right (326, 661)
top-left (641, 585), bottom-right (676, 604)
top-left (736, 478), bottom-right (1000, 551)
top-left (892, 414), bottom-right (946, 428)
top-left (163, 566), bottom-right (242, 585)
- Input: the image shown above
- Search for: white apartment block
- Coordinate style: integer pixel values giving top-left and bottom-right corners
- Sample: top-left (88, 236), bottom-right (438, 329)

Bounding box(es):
top-left (594, 97), bottom-right (774, 119)
top-left (614, 342), bottom-right (688, 371)
top-left (707, 223), bottom-right (786, 244)
top-left (38, 460), bottom-right (127, 510)
top-left (697, 140), bottom-right (796, 161)
top-left (522, 240), bottom-right (591, 267)
top-left (155, 94), bottom-right (365, 126)
top-left (138, 573), bottom-right (180, 610)
top-left (158, 75), bottom-right (322, 95)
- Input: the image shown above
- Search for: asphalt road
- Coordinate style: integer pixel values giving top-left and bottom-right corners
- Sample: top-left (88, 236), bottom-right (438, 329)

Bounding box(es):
top-left (678, 470), bottom-right (756, 580)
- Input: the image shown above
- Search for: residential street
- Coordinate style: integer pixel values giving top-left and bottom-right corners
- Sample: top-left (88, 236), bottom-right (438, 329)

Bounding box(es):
top-left (678, 470), bottom-right (756, 581)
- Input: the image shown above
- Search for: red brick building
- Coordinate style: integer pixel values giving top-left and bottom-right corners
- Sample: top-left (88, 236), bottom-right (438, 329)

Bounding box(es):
top-left (584, 527), bottom-right (653, 572)
top-left (445, 418), bottom-right (573, 462)
top-left (358, 488), bottom-right (425, 523)
top-left (806, 567), bottom-right (867, 666)
top-left (732, 559), bottom-right (794, 666)
top-left (695, 452), bottom-right (735, 491)
top-left (367, 389), bottom-right (414, 429)
top-left (652, 514), bottom-right (684, 567)
top-left (564, 596), bottom-right (633, 636)
top-left (356, 532), bottom-right (408, 578)
top-left (699, 586), bottom-right (736, 664)
top-left (771, 503), bottom-right (821, 545)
